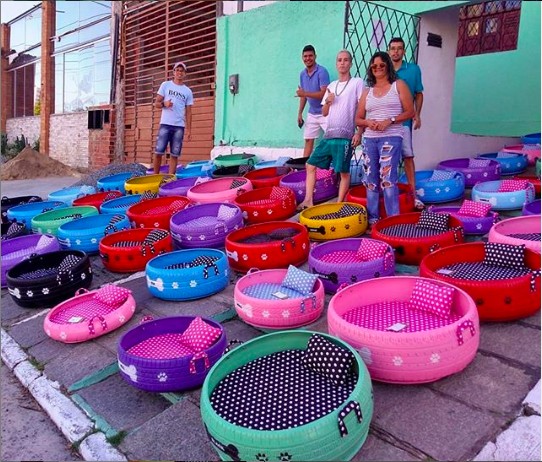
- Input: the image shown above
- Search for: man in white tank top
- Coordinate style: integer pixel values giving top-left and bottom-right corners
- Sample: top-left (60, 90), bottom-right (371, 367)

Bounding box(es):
top-left (296, 50), bottom-right (365, 211)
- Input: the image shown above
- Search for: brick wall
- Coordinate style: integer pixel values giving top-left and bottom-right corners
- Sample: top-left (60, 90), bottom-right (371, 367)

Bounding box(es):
top-left (88, 105), bottom-right (117, 170)
top-left (6, 116), bottom-right (40, 145)
top-left (49, 112), bottom-right (89, 169)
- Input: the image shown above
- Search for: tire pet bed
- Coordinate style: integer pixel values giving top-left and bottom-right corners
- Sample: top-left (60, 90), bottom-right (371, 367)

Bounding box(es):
top-left (124, 174), bottom-right (176, 195)
top-left (346, 183), bottom-right (415, 219)
top-left (254, 157), bottom-right (292, 169)
top-left (233, 267), bottom-right (325, 329)
top-left (522, 132), bottom-right (541, 145)
top-left (146, 165), bottom-right (183, 175)
top-left (419, 242), bottom-right (540, 322)
top-left (309, 238), bottom-right (395, 293)
top-left (187, 177), bottom-right (253, 204)
top-left (1, 222), bottom-right (27, 241)
top-left (201, 330), bottom-right (373, 461)
top-left (284, 157), bottom-right (309, 170)
top-left (44, 284), bottom-right (136, 343)
top-left (211, 164), bottom-right (254, 179)
top-left (371, 211), bottom-right (464, 265)
top-left (158, 176), bottom-right (209, 197)
top-left (126, 196), bottom-right (190, 230)
top-left (488, 216), bottom-right (541, 254)
top-left (170, 203), bottom-right (243, 249)
top-left (500, 144), bottom-right (540, 166)
top-left (214, 153), bottom-right (257, 169)
top-left (427, 204), bottom-right (498, 235)
top-left (72, 191), bottom-right (123, 210)
top-left (523, 199), bottom-right (541, 216)
top-left (31, 206), bottom-right (99, 236)
top-left (299, 202), bottom-right (368, 240)
top-left (244, 166), bottom-right (291, 189)
top-left (97, 172), bottom-right (143, 194)
top-left (225, 221), bottom-right (310, 273)
top-left (7, 201), bottom-right (67, 231)
top-left (1, 234), bottom-right (60, 287)
top-left (404, 170), bottom-right (465, 204)
top-left (99, 228), bottom-right (172, 273)
top-left (100, 194), bottom-right (148, 214)
top-left (233, 186), bottom-right (296, 224)
top-left (118, 315), bottom-right (227, 392)
top-left (2, 195), bottom-right (42, 224)
top-left (471, 179), bottom-right (535, 211)
top-left (327, 276), bottom-right (479, 384)
top-left (476, 152), bottom-right (527, 175)
top-left (146, 249), bottom-right (228, 301)
top-left (280, 168), bottom-right (338, 204)
top-left (48, 185), bottom-right (96, 206)
top-left (57, 213), bottom-right (131, 254)
top-left (177, 161), bottom-right (215, 179)
top-left (436, 158), bottom-right (501, 187)
top-left (6, 250), bottom-right (93, 308)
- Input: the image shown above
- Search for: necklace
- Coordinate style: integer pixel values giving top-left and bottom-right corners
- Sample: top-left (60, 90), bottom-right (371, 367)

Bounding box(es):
top-left (334, 77), bottom-right (351, 96)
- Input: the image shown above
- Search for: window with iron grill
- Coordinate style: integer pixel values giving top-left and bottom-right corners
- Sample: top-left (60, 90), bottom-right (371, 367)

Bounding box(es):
top-left (457, 0), bottom-right (521, 57)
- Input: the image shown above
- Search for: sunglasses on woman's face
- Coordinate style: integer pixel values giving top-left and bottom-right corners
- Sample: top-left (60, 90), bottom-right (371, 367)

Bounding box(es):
top-left (371, 63), bottom-right (387, 70)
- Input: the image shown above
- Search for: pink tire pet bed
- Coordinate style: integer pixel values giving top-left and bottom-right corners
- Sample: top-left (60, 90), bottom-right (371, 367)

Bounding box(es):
top-left (328, 276), bottom-right (480, 384)
top-left (279, 168), bottom-right (339, 204)
top-left (126, 196), bottom-right (190, 230)
top-left (308, 238), bottom-right (395, 293)
top-left (170, 202), bottom-right (243, 249)
top-left (187, 177), bottom-right (253, 204)
top-left (436, 157), bottom-right (501, 188)
top-left (233, 186), bottom-right (297, 224)
top-left (244, 166), bottom-right (291, 189)
top-left (371, 211), bottom-right (464, 265)
top-left (44, 284), bottom-right (136, 343)
top-left (419, 242), bottom-right (541, 322)
top-left (225, 221), bottom-right (310, 273)
top-left (234, 267), bottom-right (325, 329)
top-left (488, 216), bottom-right (541, 254)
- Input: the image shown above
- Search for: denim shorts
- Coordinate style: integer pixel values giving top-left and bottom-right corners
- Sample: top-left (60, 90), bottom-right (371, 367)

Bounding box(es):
top-left (155, 124), bottom-right (185, 157)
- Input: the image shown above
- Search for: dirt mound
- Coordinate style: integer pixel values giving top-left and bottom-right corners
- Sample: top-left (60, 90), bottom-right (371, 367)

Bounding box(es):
top-left (1, 147), bottom-right (80, 181)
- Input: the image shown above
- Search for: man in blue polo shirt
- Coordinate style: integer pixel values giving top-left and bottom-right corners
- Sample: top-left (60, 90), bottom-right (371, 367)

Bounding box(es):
top-left (296, 45), bottom-right (331, 158)
top-left (388, 37), bottom-right (425, 209)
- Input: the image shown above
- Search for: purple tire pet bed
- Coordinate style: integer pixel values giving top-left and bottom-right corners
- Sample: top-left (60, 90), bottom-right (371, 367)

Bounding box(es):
top-left (436, 158), bottom-right (501, 188)
top-left (279, 169), bottom-right (339, 204)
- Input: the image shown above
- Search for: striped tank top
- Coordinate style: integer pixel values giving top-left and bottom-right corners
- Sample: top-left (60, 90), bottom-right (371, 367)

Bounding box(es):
top-left (364, 81), bottom-right (404, 139)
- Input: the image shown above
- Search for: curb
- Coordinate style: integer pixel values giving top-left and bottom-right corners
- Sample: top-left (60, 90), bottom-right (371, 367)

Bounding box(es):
top-left (1, 328), bottom-right (127, 461)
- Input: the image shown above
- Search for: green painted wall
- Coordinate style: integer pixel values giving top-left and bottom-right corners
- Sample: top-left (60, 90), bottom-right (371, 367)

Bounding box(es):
top-left (215, 1), bottom-right (344, 148)
top-left (451, 1), bottom-right (541, 136)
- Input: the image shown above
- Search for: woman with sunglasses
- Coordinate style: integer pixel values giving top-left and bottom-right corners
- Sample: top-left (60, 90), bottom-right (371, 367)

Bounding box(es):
top-left (355, 51), bottom-right (414, 228)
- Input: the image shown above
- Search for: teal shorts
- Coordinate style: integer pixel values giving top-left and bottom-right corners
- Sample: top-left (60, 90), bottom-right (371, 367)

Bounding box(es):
top-left (307, 138), bottom-right (354, 173)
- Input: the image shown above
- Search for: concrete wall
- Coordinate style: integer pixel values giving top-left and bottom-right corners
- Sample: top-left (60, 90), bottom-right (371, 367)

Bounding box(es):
top-left (5, 116), bottom-right (40, 145)
top-left (49, 112), bottom-right (89, 169)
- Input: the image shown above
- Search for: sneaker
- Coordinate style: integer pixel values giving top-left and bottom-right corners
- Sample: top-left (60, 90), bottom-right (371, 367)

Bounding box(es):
top-left (414, 198), bottom-right (425, 210)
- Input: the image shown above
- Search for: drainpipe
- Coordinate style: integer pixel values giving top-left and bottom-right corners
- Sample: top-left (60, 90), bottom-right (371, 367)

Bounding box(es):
top-left (40, 0), bottom-right (55, 156)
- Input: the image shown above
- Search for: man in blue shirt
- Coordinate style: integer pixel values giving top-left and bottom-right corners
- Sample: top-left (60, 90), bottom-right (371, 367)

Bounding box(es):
top-left (388, 37), bottom-right (424, 209)
top-left (296, 45), bottom-right (331, 158)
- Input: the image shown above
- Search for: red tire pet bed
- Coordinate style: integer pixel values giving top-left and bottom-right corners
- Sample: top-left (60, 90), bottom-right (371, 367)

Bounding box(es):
top-left (72, 191), bottom-right (123, 210)
top-left (170, 202), bottom-right (243, 249)
top-left (126, 196), bottom-right (190, 230)
top-left (419, 242), bottom-right (541, 322)
top-left (371, 211), bottom-right (464, 265)
top-left (488, 215), bottom-right (541, 254)
top-left (187, 177), bottom-right (253, 204)
top-left (225, 221), bottom-right (310, 273)
top-left (327, 276), bottom-right (479, 384)
top-left (280, 168), bottom-right (339, 204)
top-left (299, 202), bottom-right (368, 240)
top-left (99, 228), bottom-right (172, 273)
top-left (244, 166), bottom-right (291, 188)
top-left (308, 238), bottom-right (395, 294)
top-left (346, 183), bottom-right (415, 218)
top-left (44, 284), bottom-right (136, 343)
top-left (118, 316), bottom-right (227, 392)
top-left (233, 186), bottom-right (296, 224)
top-left (233, 267), bottom-right (325, 329)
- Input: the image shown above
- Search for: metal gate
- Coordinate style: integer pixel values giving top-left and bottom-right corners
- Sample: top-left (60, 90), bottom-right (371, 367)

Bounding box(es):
top-left (122, 1), bottom-right (217, 164)
top-left (344, 1), bottom-right (421, 78)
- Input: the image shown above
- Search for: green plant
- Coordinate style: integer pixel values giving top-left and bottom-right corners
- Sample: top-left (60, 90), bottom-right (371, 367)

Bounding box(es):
top-left (32, 137), bottom-right (40, 152)
top-left (106, 430), bottom-right (127, 446)
top-left (1, 133), bottom-right (7, 155)
top-left (1, 134), bottom-right (31, 161)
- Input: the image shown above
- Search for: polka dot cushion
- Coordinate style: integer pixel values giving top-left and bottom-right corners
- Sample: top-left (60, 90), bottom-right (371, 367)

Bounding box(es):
top-left (269, 186), bottom-right (289, 200)
top-left (429, 170), bottom-right (456, 181)
top-left (498, 179), bottom-right (528, 192)
top-left (281, 265), bottom-right (319, 296)
top-left (457, 199), bottom-right (492, 218)
top-left (93, 284), bottom-right (131, 308)
top-left (35, 234), bottom-right (56, 251)
top-left (302, 333), bottom-right (355, 386)
top-left (483, 242), bottom-right (526, 269)
top-left (180, 316), bottom-right (222, 353)
top-left (408, 279), bottom-right (455, 319)
top-left (316, 168), bottom-right (334, 179)
top-left (497, 151), bottom-right (517, 158)
top-left (416, 209), bottom-right (450, 231)
top-left (356, 239), bottom-right (388, 261)
top-left (469, 158), bottom-right (491, 168)
top-left (217, 204), bottom-right (237, 221)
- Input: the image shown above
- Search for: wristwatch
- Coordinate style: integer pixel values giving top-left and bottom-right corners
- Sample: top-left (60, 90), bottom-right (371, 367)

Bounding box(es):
top-left (390, 117), bottom-right (396, 124)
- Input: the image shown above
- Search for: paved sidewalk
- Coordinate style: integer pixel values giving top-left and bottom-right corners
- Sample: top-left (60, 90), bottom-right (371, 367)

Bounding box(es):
top-left (1, 177), bottom-right (540, 461)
